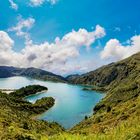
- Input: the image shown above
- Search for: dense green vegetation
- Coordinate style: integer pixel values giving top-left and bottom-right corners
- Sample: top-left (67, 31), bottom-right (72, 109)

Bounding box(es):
top-left (0, 85), bottom-right (64, 140)
top-left (33, 97), bottom-right (55, 111)
top-left (68, 52), bottom-right (140, 139)
top-left (11, 85), bottom-right (48, 98)
top-left (67, 52), bottom-right (140, 89)
top-left (49, 115), bottom-right (140, 140)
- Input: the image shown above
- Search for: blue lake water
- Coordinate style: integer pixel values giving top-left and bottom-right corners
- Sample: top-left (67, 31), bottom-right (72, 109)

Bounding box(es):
top-left (0, 76), bottom-right (104, 129)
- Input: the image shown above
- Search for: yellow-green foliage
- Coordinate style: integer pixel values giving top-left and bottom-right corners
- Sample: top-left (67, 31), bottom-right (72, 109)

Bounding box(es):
top-left (0, 85), bottom-right (64, 140)
top-left (71, 91), bottom-right (140, 135)
top-left (70, 57), bottom-right (140, 138)
top-left (47, 116), bottom-right (140, 140)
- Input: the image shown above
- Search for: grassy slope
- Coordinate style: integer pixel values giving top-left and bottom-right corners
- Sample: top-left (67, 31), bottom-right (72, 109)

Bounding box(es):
top-left (50, 98), bottom-right (140, 140)
top-left (49, 115), bottom-right (140, 140)
top-left (48, 52), bottom-right (140, 140)
top-left (0, 85), bottom-right (64, 140)
top-left (67, 52), bottom-right (140, 139)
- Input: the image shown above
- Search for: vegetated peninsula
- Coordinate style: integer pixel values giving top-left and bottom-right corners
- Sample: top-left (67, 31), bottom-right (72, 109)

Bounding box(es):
top-left (0, 85), bottom-right (64, 139)
top-left (0, 52), bottom-right (140, 140)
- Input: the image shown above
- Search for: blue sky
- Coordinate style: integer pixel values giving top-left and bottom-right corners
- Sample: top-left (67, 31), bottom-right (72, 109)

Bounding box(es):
top-left (0, 0), bottom-right (140, 75)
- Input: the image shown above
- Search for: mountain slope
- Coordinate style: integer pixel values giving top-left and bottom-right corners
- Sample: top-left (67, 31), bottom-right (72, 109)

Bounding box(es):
top-left (0, 66), bottom-right (67, 83)
top-left (69, 52), bottom-right (140, 138)
top-left (67, 52), bottom-right (140, 90)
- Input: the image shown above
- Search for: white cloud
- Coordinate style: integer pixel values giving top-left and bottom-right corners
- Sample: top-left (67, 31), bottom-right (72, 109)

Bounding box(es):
top-left (0, 31), bottom-right (20, 65)
top-left (30, 0), bottom-right (58, 6)
top-left (8, 17), bottom-right (35, 44)
top-left (101, 35), bottom-right (140, 61)
top-left (59, 58), bottom-right (104, 75)
top-left (21, 25), bottom-right (105, 73)
top-left (30, 0), bottom-right (45, 6)
top-left (0, 31), bottom-right (14, 51)
top-left (9, 0), bottom-right (18, 10)
top-left (0, 25), bottom-right (105, 74)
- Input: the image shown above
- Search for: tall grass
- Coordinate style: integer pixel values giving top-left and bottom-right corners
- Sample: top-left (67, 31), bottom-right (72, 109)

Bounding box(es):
top-left (47, 116), bottom-right (140, 140)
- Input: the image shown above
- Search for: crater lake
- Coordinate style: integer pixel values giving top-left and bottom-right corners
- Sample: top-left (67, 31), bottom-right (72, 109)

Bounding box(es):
top-left (0, 76), bottom-right (104, 129)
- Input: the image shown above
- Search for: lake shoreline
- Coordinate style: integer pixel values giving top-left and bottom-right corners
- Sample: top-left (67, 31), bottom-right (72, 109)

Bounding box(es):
top-left (0, 76), bottom-right (104, 129)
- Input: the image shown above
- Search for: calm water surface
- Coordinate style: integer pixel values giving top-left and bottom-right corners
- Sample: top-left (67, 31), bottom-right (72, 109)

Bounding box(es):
top-left (0, 76), bottom-right (104, 129)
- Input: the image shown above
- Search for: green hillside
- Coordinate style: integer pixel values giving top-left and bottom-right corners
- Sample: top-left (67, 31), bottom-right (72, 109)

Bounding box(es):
top-left (0, 85), bottom-right (64, 140)
top-left (48, 52), bottom-right (140, 140)
top-left (67, 53), bottom-right (140, 90)
top-left (68, 52), bottom-right (140, 139)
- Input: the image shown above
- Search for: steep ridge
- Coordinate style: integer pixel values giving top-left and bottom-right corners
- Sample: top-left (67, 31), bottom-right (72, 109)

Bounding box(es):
top-left (70, 52), bottom-right (140, 139)
top-left (0, 66), bottom-right (67, 83)
top-left (67, 52), bottom-right (140, 90)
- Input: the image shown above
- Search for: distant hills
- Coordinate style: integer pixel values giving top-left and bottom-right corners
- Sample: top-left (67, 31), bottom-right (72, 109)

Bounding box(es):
top-left (0, 66), bottom-right (66, 83)
top-left (1, 52), bottom-right (140, 87)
